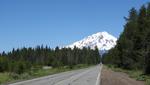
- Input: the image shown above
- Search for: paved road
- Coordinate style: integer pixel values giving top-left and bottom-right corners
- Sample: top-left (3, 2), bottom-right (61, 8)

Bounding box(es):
top-left (10, 65), bottom-right (101, 85)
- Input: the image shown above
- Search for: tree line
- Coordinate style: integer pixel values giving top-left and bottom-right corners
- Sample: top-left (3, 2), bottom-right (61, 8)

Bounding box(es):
top-left (0, 46), bottom-right (100, 74)
top-left (103, 3), bottom-right (150, 74)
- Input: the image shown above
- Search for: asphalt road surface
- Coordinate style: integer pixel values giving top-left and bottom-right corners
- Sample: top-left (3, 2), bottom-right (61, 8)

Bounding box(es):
top-left (10, 65), bottom-right (101, 85)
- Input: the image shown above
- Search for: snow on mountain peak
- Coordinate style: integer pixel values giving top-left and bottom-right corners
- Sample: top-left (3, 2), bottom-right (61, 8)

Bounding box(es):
top-left (67, 31), bottom-right (117, 51)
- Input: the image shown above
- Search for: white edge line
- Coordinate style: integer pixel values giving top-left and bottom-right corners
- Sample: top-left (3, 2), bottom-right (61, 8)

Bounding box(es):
top-left (96, 64), bottom-right (103, 85)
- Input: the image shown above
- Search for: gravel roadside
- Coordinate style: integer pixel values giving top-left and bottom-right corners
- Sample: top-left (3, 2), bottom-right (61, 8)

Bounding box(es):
top-left (101, 66), bottom-right (145, 85)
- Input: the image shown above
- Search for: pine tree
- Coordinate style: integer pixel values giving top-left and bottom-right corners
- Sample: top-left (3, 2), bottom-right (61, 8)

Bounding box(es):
top-left (103, 3), bottom-right (150, 75)
top-left (143, 3), bottom-right (150, 74)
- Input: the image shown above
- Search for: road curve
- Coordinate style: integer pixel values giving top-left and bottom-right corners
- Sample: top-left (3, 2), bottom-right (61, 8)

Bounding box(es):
top-left (9, 65), bottom-right (101, 85)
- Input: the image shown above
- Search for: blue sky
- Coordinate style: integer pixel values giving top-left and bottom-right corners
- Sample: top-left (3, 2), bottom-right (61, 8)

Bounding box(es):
top-left (0, 0), bottom-right (149, 52)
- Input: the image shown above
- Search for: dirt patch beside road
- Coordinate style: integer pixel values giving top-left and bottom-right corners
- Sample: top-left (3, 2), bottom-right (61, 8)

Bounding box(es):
top-left (101, 66), bottom-right (144, 85)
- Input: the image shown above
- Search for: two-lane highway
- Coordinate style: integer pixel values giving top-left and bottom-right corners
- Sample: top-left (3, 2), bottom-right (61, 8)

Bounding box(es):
top-left (10, 65), bottom-right (101, 85)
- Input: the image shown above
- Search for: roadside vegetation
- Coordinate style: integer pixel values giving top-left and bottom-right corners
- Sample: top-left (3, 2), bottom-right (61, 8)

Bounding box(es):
top-left (0, 46), bottom-right (100, 84)
top-left (103, 2), bottom-right (150, 85)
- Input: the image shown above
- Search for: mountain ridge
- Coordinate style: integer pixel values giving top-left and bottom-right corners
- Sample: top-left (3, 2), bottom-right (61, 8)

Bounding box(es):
top-left (66, 31), bottom-right (117, 52)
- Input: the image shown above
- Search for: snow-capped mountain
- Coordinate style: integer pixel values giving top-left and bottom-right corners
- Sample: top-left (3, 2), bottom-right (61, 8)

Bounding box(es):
top-left (67, 32), bottom-right (117, 51)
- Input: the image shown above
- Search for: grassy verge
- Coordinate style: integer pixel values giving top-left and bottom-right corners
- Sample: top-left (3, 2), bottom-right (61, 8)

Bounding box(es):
top-left (146, 79), bottom-right (150, 85)
top-left (105, 64), bottom-right (150, 85)
top-left (0, 64), bottom-right (91, 85)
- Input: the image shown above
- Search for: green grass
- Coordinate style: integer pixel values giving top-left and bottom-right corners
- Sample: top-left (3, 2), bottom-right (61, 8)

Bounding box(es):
top-left (0, 73), bottom-right (12, 84)
top-left (30, 64), bottom-right (90, 77)
top-left (0, 64), bottom-right (91, 84)
top-left (146, 79), bottom-right (150, 85)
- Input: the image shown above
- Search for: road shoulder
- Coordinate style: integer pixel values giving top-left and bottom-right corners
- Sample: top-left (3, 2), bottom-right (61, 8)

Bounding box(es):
top-left (101, 66), bottom-right (145, 85)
